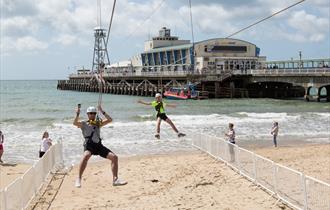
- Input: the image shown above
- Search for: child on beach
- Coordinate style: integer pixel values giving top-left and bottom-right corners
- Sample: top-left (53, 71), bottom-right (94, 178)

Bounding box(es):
top-left (225, 123), bottom-right (236, 162)
top-left (0, 131), bottom-right (4, 163)
top-left (271, 122), bottom-right (279, 147)
top-left (138, 93), bottom-right (186, 139)
top-left (73, 105), bottom-right (127, 188)
top-left (39, 131), bottom-right (52, 158)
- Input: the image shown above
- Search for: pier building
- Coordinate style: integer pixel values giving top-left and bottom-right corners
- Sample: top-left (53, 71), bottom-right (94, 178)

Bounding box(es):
top-left (106, 27), bottom-right (266, 75)
top-left (58, 27), bottom-right (330, 101)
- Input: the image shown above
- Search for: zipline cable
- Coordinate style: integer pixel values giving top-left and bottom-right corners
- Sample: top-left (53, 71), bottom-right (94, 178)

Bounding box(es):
top-left (124, 0), bottom-right (166, 41)
top-left (106, 0), bottom-right (117, 47)
top-left (226, 0), bottom-right (306, 38)
top-left (97, 0), bottom-right (117, 109)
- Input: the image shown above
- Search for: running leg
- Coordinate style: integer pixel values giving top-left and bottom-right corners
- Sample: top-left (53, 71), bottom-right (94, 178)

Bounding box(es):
top-left (75, 151), bottom-right (92, 187)
top-left (165, 118), bottom-right (179, 133)
top-left (155, 117), bottom-right (161, 139)
top-left (0, 149), bottom-right (3, 163)
top-left (78, 151), bottom-right (92, 179)
top-left (106, 152), bottom-right (118, 181)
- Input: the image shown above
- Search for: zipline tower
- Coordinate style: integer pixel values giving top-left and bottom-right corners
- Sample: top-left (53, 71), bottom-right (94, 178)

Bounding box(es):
top-left (92, 27), bottom-right (110, 73)
top-left (91, 0), bottom-right (110, 73)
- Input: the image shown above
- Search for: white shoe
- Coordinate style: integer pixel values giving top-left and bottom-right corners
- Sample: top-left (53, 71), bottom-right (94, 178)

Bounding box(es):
top-left (113, 178), bottom-right (127, 186)
top-left (75, 178), bottom-right (81, 188)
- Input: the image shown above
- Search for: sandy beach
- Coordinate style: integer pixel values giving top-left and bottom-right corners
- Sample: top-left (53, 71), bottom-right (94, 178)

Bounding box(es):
top-left (29, 151), bottom-right (290, 210)
top-left (0, 163), bottom-right (31, 189)
top-left (1, 144), bottom-right (328, 209)
top-left (250, 144), bottom-right (330, 183)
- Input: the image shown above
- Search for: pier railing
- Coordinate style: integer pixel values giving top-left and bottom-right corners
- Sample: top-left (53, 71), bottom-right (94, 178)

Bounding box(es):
top-left (192, 133), bottom-right (330, 210)
top-left (0, 142), bottom-right (64, 210)
top-left (68, 67), bottom-right (330, 79)
top-left (232, 68), bottom-right (330, 76)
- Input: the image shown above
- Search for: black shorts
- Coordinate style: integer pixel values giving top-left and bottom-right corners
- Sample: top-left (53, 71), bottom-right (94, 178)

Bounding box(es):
top-left (157, 113), bottom-right (168, 121)
top-left (84, 141), bottom-right (112, 158)
top-left (39, 151), bottom-right (45, 158)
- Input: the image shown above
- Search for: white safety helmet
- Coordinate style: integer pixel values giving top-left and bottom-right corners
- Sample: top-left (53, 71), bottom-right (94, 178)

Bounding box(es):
top-left (155, 93), bottom-right (162, 98)
top-left (86, 106), bottom-right (97, 113)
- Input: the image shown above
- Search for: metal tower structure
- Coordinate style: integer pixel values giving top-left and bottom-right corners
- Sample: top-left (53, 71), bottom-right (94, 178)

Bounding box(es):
top-left (91, 0), bottom-right (110, 73)
top-left (91, 27), bottom-right (110, 73)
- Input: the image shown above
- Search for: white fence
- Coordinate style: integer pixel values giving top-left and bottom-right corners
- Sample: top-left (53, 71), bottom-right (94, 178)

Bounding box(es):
top-left (0, 142), bottom-right (63, 210)
top-left (192, 133), bottom-right (330, 210)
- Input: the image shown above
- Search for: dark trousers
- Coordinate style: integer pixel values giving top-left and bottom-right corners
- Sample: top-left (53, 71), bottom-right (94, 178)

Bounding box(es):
top-left (273, 135), bottom-right (277, 147)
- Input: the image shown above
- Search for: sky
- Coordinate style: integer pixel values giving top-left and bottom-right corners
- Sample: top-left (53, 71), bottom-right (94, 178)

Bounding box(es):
top-left (0, 0), bottom-right (329, 80)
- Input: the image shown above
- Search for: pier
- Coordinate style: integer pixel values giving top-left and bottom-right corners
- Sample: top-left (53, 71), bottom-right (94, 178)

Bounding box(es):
top-left (57, 27), bottom-right (330, 101)
top-left (58, 58), bottom-right (330, 101)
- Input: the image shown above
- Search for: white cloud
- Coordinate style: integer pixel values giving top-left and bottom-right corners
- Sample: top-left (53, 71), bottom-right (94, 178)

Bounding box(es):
top-left (1, 16), bottom-right (39, 37)
top-left (54, 34), bottom-right (77, 46)
top-left (15, 36), bottom-right (48, 51)
top-left (1, 36), bottom-right (48, 54)
top-left (285, 10), bottom-right (329, 42)
top-left (0, 0), bottom-right (329, 55)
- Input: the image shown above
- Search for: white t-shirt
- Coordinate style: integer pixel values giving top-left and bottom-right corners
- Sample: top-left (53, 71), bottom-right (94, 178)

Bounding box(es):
top-left (40, 138), bottom-right (52, 152)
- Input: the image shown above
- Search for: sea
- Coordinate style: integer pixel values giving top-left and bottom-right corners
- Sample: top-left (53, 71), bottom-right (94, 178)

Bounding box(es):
top-left (0, 80), bottom-right (329, 165)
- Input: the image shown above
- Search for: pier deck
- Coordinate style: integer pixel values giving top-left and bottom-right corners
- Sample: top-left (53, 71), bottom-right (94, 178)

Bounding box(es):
top-left (58, 67), bottom-right (330, 101)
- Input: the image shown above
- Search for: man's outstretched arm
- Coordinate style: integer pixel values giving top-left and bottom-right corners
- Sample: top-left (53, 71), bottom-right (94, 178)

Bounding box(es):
top-left (138, 100), bottom-right (151, 106)
top-left (166, 103), bottom-right (177, 108)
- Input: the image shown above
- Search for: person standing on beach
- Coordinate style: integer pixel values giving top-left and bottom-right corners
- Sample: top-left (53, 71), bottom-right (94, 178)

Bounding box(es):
top-left (225, 123), bottom-right (236, 162)
top-left (271, 122), bottom-right (279, 147)
top-left (0, 131), bottom-right (4, 163)
top-left (73, 105), bottom-right (127, 188)
top-left (138, 93), bottom-right (186, 139)
top-left (39, 131), bottom-right (52, 158)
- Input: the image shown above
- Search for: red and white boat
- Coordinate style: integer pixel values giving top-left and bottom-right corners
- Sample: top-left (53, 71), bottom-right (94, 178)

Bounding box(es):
top-left (164, 88), bottom-right (189, 100)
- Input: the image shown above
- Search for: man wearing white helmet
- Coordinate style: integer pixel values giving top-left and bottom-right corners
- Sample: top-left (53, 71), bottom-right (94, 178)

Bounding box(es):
top-left (73, 104), bottom-right (127, 187)
top-left (138, 93), bottom-right (185, 139)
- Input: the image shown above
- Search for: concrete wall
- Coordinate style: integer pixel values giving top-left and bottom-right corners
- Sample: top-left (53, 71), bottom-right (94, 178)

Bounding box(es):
top-left (144, 40), bottom-right (190, 51)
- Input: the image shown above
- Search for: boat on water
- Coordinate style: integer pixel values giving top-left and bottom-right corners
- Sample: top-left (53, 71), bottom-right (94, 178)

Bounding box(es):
top-left (164, 84), bottom-right (199, 100)
top-left (164, 88), bottom-right (189, 100)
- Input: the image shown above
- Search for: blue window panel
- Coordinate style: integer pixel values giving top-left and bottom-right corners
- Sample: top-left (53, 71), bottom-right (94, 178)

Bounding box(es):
top-left (189, 47), bottom-right (194, 65)
top-left (147, 53), bottom-right (152, 66)
top-left (160, 52), bottom-right (164, 65)
top-left (153, 53), bottom-right (157, 65)
top-left (174, 50), bottom-right (178, 64)
top-left (181, 49), bottom-right (186, 64)
top-left (141, 54), bottom-right (146, 66)
top-left (166, 51), bottom-right (171, 64)
top-left (256, 47), bottom-right (260, 56)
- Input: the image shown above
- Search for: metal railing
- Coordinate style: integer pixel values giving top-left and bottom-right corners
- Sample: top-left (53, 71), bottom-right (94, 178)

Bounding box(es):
top-left (0, 142), bottom-right (64, 210)
top-left (68, 67), bottom-right (330, 79)
top-left (192, 133), bottom-right (330, 210)
top-left (232, 68), bottom-right (330, 76)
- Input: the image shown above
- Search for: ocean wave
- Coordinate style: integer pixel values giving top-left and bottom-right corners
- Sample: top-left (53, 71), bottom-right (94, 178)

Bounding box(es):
top-left (2, 111), bottom-right (329, 164)
top-left (1, 117), bottom-right (57, 125)
top-left (131, 114), bottom-right (155, 121)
